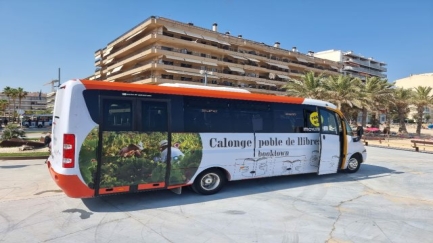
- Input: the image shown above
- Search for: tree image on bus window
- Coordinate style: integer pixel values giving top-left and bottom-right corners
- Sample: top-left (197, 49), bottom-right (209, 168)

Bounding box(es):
top-left (78, 126), bottom-right (203, 188)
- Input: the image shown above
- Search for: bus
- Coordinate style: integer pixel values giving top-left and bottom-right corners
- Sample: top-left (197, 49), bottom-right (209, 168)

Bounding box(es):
top-left (47, 79), bottom-right (367, 198)
top-left (22, 114), bottom-right (53, 128)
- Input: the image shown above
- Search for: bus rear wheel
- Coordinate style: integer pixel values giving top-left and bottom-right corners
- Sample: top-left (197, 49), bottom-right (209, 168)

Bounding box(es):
top-left (192, 169), bottom-right (226, 195)
top-left (346, 155), bottom-right (361, 173)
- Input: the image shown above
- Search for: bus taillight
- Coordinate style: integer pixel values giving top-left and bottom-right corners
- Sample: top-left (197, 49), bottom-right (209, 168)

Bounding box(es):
top-left (62, 134), bottom-right (75, 168)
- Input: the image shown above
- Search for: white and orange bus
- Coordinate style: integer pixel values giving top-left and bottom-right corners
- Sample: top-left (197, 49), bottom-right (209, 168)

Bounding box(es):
top-left (47, 79), bottom-right (366, 198)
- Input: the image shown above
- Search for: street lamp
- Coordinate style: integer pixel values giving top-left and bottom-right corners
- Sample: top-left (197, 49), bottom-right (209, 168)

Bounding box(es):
top-left (199, 70), bottom-right (213, 86)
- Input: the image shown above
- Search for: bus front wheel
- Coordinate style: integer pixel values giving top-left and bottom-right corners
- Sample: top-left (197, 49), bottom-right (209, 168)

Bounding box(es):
top-left (192, 169), bottom-right (226, 195)
top-left (346, 155), bottom-right (361, 173)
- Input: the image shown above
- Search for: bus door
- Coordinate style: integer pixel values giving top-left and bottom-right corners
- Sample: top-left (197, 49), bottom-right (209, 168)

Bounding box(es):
top-left (96, 97), bottom-right (170, 196)
top-left (317, 108), bottom-right (341, 175)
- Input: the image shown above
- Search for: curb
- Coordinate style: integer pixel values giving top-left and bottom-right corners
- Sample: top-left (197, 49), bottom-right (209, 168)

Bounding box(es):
top-left (0, 156), bottom-right (49, 160)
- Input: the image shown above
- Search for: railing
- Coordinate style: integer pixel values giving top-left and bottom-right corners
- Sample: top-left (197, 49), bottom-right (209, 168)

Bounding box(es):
top-left (100, 32), bottom-right (339, 75)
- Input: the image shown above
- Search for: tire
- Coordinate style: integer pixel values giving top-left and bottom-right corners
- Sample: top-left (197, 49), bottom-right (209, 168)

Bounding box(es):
top-left (192, 169), bottom-right (226, 195)
top-left (346, 155), bottom-right (361, 173)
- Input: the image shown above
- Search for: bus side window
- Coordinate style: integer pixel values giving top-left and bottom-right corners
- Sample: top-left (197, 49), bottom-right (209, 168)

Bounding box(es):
top-left (103, 100), bottom-right (133, 131)
top-left (141, 102), bottom-right (168, 132)
top-left (320, 110), bottom-right (338, 135)
top-left (303, 107), bottom-right (320, 133)
top-left (273, 104), bottom-right (303, 133)
top-left (232, 100), bottom-right (272, 133)
top-left (184, 97), bottom-right (231, 132)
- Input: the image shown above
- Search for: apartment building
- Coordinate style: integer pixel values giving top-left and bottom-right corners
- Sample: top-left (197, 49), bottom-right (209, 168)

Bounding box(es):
top-left (314, 50), bottom-right (387, 81)
top-left (91, 16), bottom-right (342, 95)
top-left (0, 91), bottom-right (47, 115)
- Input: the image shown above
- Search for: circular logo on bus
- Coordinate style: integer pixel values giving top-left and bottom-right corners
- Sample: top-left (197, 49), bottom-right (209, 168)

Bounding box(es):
top-left (310, 112), bottom-right (321, 127)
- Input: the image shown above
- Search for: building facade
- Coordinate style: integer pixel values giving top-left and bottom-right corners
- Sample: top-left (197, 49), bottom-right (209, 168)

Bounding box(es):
top-left (395, 73), bottom-right (433, 122)
top-left (314, 49), bottom-right (387, 81)
top-left (0, 91), bottom-right (47, 116)
top-left (91, 16), bottom-right (343, 95)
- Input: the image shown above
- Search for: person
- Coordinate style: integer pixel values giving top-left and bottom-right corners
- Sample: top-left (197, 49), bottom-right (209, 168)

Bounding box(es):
top-left (356, 123), bottom-right (364, 138)
top-left (159, 139), bottom-right (184, 163)
top-left (44, 132), bottom-right (52, 147)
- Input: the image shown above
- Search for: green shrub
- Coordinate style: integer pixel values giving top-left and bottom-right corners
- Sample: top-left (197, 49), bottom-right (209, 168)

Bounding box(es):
top-left (1, 124), bottom-right (25, 140)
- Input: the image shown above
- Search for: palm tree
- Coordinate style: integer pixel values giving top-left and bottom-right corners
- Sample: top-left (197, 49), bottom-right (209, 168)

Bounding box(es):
top-left (321, 74), bottom-right (363, 111)
top-left (2, 86), bottom-right (12, 118)
top-left (9, 88), bottom-right (19, 122)
top-left (360, 77), bottom-right (394, 128)
top-left (283, 71), bottom-right (325, 99)
top-left (392, 88), bottom-right (413, 134)
top-left (17, 87), bottom-right (28, 112)
top-left (0, 99), bottom-right (8, 117)
top-left (411, 86), bottom-right (433, 136)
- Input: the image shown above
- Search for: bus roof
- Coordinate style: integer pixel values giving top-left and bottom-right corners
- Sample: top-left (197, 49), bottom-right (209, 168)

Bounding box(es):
top-left (77, 79), bottom-right (335, 108)
top-left (158, 83), bottom-right (251, 93)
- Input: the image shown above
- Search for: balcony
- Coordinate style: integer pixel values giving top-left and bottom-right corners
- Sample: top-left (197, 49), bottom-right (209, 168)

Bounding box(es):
top-left (343, 66), bottom-right (386, 78)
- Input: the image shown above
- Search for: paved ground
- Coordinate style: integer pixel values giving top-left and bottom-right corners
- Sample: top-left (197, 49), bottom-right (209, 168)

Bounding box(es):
top-left (0, 147), bottom-right (432, 242)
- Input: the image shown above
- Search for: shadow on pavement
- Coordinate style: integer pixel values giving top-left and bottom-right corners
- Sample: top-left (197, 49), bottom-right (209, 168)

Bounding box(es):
top-left (82, 163), bottom-right (399, 213)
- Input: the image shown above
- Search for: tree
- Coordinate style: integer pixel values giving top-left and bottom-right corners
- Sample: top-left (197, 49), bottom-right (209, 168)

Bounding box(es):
top-left (2, 87), bottom-right (12, 118)
top-left (0, 99), bottom-right (8, 117)
top-left (322, 74), bottom-right (363, 111)
top-left (9, 88), bottom-right (19, 122)
top-left (17, 87), bottom-right (28, 112)
top-left (392, 88), bottom-right (413, 134)
top-left (283, 71), bottom-right (325, 99)
top-left (360, 77), bottom-right (394, 128)
top-left (411, 86), bottom-right (433, 136)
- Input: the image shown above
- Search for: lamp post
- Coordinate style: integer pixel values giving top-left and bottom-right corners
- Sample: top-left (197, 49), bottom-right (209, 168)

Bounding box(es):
top-left (199, 70), bottom-right (213, 86)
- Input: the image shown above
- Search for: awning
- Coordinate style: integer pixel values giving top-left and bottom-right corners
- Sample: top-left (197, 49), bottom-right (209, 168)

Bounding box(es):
top-left (184, 31), bottom-right (203, 39)
top-left (229, 54), bottom-right (247, 60)
top-left (185, 72), bottom-right (205, 77)
top-left (247, 57), bottom-right (260, 62)
top-left (104, 58), bottom-right (114, 64)
top-left (165, 70), bottom-right (219, 79)
top-left (201, 35), bottom-right (220, 43)
top-left (202, 61), bottom-right (218, 66)
top-left (125, 29), bottom-right (144, 41)
top-left (296, 57), bottom-right (312, 63)
top-left (228, 66), bottom-right (245, 73)
top-left (165, 70), bottom-right (183, 75)
top-left (131, 71), bottom-right (143, 75)
top-left (277, 74), bottom-right (290, 79)
top-left (94, 74), bottom-right (101, 79)
top-left (164, 55), bottom-right (185, 61)
top-left (256, 81), bottom-right (276, 87)
top-left (267, 62), bottom-right (288, 69)
top-left (165, 26), bottom-right (186, 35)
top-left (111, 65), bottom-right (123, 73)
top-left (218, 40), bottom-right (231, 46)
top-left (330, 66), bottom-right (339, 70)
top-left (184, 58), bottom-right (202, 64)
top-left (95, 54), bottom-right (101, 60)
top-left (104, 46), bottom-right (113, 56)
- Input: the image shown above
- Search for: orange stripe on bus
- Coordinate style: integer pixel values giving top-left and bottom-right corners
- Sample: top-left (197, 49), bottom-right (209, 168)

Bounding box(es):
top-left (99, 186), bottom-right (130, 195)
top-left (138, 182), bottom-right (166, 190)
top-left (48, 165), bottom-right (94, 198)
top-left (80, 80), bottom-right (305, 104)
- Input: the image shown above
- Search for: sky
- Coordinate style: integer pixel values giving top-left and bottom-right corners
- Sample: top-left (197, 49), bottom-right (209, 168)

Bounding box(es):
top-left (0, 0), bottom-right (432, 93)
